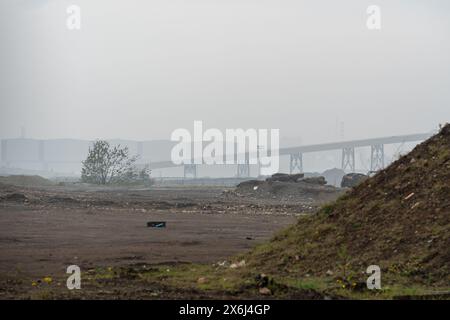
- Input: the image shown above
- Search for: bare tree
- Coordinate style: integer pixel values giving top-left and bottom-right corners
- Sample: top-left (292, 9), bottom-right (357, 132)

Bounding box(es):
top-left (81, 140), bottom-right (138, 185)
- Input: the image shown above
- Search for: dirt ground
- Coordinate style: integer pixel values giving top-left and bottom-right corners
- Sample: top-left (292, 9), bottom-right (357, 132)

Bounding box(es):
top-left (0, 185), bottom-right (307, 282)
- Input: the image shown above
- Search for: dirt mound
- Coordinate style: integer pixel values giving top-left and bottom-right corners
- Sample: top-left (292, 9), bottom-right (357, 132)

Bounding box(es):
top-left (301, 176), bottom-right (327, 185)
top-left (245, 124), bottom-right (450, 287)
top-left (266, 173), bottom-right (304, 182)
top-left (234, 174), bottom-right (342, 203)
top-left (0, 175), bottom-right (54, 187)
top-left (3, 193), bottom-right (28, 203)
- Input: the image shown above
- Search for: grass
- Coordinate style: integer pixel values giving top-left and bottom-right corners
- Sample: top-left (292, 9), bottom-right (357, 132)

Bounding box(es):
top-left (4, 261), bottom-right (448, 300)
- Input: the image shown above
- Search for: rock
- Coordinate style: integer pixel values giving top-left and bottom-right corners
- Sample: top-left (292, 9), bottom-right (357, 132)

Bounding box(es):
top-left (301, 176), bottom-right (327, 185)
top-left (259, 287), bottom-right (272, 295)
top-left (326, 269), bottom-right (334, 276)
top-left (5, 193), bottom-right (27, 202)
top-left (341, 173), bottom-right (368, 188)
top-left (217, 261), bottom-right (229, 267)
top-left (266, 173), bottom-right (304, 183)
top-left (230, 260), bottom-right (246, 269)
top-left (197, 277), bottom-right (208, 284)
top-left (232, 172), bottom-right (342, 206)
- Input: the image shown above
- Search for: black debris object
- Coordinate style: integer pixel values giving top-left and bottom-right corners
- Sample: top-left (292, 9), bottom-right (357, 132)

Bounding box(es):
top-left (147, 221), bottom-right (166, 228)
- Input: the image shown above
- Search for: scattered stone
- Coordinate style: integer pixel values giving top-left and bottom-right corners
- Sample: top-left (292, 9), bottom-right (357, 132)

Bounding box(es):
top-left (266, 173), bottom-right (304, 183)
top-left (216, 261), bottom-right (229, 267)
top-left (259, 287), bottom-right (271, 295)
top-left (230, 260), bottom-right (246, 269)
top-left (231, 174), bottom-right (342, 208)
top-left (197, 277), bottom-right (208, 284)
top-left (5, 193), bottom-right (27, 202)
top-left (300, 176), bottom-right (327, 185)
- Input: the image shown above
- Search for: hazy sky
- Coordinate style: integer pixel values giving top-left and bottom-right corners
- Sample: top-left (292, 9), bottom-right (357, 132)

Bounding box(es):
top-left (1, 0), bottom-right (449, 144)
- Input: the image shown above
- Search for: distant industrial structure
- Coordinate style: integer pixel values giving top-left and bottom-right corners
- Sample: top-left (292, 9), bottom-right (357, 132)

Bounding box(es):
top-left (0, 132), bottom-right (433, 178)
top-left (147, 132), bottom-right (433, 177)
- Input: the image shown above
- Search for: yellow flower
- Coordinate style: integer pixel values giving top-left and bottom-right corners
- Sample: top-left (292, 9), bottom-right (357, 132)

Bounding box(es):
top-left (43, 277), bottom-right (52, 284)
top-left (31, 281), bottom-right (38, 286)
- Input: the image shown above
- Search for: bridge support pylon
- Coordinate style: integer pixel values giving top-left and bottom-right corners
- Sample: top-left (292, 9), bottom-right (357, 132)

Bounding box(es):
top-left (290, 153), bottom-right (303, 174)
top-left (183, 164), bottom-right (197, 179)
top-left (370, 144), bottom-right (384, 172)
top-left (0, 140), bottom-right (7, 167)
top-left (237, 161), bottom-right (250, 178)
top-left (341, 147), bottom-right (355, 172)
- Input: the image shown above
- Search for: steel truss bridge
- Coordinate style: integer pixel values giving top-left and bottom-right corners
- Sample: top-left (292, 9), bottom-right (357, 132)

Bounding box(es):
top-left (148, 132), bottom-right (433, 178)
top-left (0, 132), bottom-right (433, 178)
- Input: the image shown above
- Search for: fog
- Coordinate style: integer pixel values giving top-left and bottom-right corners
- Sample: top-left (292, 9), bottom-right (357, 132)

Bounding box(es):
top-left (0, 1), bottom-right (449, 176)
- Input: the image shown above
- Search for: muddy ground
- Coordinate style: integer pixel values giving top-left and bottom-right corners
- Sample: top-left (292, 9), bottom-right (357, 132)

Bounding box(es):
top-left (0, 183), bottom-right (341, 298)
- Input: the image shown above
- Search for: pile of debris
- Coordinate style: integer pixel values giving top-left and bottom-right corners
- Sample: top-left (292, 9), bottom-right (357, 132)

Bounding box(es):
top-left (265, 173), bottom-right (327, 185)
top-left (266, 173), bottom-right (305, 183)
top-left (228, 173), bottom-right (343, 204)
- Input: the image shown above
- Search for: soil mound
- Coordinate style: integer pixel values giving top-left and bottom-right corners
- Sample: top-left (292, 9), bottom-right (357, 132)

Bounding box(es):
top-left (266, 173), bottom-right (304, 182)
top-left (245, 125), bottom-right (450, 287)
top-left (233, 174), bottom-right (343, 204)
top-left (0, 175), bottom-right (54, 187)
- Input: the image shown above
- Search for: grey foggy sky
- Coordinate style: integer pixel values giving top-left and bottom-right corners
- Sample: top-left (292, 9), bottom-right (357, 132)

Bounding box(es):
top-left (0, 0), bottom-right (449, 144)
